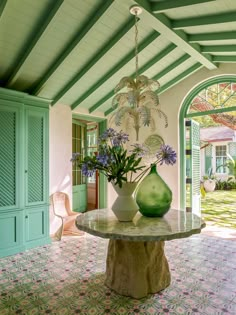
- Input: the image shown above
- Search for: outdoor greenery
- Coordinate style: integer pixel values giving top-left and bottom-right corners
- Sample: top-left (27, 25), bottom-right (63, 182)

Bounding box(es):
top-left (201, 190), bottom-right (236, 229)
top-left (215, 178), bottom-right (236, 190)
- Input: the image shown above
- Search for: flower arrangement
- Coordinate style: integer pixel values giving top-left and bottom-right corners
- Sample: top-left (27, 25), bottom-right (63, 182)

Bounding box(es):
top-left (71, 128), bottom-right (177, 188)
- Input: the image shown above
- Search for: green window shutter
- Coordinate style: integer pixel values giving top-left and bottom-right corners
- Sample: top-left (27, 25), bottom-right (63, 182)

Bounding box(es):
top-left (228, 142), bottom-right (236, 159)
top-left (191, 121), bottom-right (200, 197)
top-left (228, 142), bottom-right (236, 175)
top-left (205, 144), bottom-right (212, 174)
top-left (0, 110), bottom-right (16, 208)
top-left (27, 111), bottom-right (44, 204)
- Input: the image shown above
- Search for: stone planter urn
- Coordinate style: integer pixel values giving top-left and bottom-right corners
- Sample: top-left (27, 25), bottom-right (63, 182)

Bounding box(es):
top-left (203, 179), bottom-right (216, 192)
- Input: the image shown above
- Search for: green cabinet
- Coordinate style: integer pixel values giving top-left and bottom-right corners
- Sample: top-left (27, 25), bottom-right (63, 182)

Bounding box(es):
top-left (0, 88), bottom-right (51, 258)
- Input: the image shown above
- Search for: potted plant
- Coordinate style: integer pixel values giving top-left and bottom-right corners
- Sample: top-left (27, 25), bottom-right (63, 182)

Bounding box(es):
top-left (203, 168), bottom-right (216, 192)
top-left (71, 128), bottom-right (177, 221)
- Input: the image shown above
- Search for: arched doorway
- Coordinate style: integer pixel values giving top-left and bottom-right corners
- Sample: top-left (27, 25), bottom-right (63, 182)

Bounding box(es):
top-left (179, 75), bottom-right (236, 212)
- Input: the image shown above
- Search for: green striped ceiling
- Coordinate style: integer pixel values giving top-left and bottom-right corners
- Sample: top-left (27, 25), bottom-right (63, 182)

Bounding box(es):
top-left (1, 0), bottom-right (236, 117)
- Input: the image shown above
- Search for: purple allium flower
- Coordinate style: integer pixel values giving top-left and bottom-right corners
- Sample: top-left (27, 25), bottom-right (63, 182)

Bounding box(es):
top-left (156, 145), bottom-right (177, 166)
top-left (96, 154), bottom-right (110, 166)
top-left (81, 161), bottom-right (96, 177)
top-left (130, 143), bottom-right (148, 157)
top-left (102, 128), bottom-right (117, 139)
top-left (112, 130), bottom-right (129, 146)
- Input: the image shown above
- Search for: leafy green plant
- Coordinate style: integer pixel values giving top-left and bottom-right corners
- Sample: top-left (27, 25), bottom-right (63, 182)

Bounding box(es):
top-left (215, 177), bottom-right (236, 190)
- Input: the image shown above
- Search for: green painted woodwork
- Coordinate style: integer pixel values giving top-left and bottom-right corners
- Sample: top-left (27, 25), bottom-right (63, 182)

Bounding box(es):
top-left (71, 114), bottom-right (108, 210)
top-left (190, 120), bottom-right (201, 215)
top-left (0, 0), bottom-right (7, 18)
top-left (32, 0), bottom-right (114, 96)
top-left (187, 105), bottom-right (236, 118)
top-left (98, 119), bottom-right (107, 209)
top-left (172, 12), bottom-right (236, 29)
top-left (212, 56), bottom-right (236, 63)
top-left (52, 16), bottom-right (135, 106)
top-left (5, 0), bottom-right (64, 87)
top-left (90, 43), bottom-right (176, 114)
top-left (151, 0), bottom-right (215, 12)
top-left (158, 63), bottom-right (203, 94)
top-left (189, 31), bottom-right (236, 42)
top-left (25, 207), bottom-right (47, 243)
top-left (133, 0), bottom-right (217, 70)
top-left (205, 144), bottom-right (213, 174)
top-left (153, 54), bottom-right (190, 81)
top-left (25, 108), bottom-right (48, 206)
top-left (179, 75), bottom-right (236, 210)
top-left (0, 88), bottom-right (50, 258)
top-left (0, 107), bottom-right (17, 209)
top-left (72, 185), bottom-right (87, 213)
top-left (0, 211), bottom-right (24, 258)
top-left (71, 31), bottom-right (160, 110)
top-left (202, 45), bottom-right (236, 53)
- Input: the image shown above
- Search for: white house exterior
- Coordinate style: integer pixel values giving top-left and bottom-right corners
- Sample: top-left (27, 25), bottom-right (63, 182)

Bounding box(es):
top-left (200, 126), bottom-right (236, 180)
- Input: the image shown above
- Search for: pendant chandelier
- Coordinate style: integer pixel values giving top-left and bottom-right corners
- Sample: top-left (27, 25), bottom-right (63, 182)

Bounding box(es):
top-left (111, 5), bottom-right (168, 141)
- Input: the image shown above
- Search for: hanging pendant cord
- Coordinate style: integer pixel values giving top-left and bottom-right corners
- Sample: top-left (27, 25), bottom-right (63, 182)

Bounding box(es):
top-left (135, 12), bottom-right (139, 79)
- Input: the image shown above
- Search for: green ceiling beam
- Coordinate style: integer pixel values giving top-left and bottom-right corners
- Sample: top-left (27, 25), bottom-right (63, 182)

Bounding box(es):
top-left (158, 63), bottom-right (203, 94)
top-left (0, 0), bottom-right (7, 18)
top-left (89, 43), bottom-right (176, 113)
top-left (152, 54), bottom-right (191, 81)
top-left (189, 31), bottom-right (236, 43)
top-left (172, 12), bottom-right (236, 29)
top-left (201, 45), bottom-right (236, 53)
top-left (212, 55), bottom-right (236, 63)
top-left (32, 0), bottom-right (114, 95)
top-left (71, 31), bottom-right (160, 110)
top-left (151, 0), bottom-right (215, 13)
top-left (52, 15), bottom-right (135, 106)
top-left (5, 0), bottom-right (64, 87)
top-left (131, 0), bottom-right (216, 70)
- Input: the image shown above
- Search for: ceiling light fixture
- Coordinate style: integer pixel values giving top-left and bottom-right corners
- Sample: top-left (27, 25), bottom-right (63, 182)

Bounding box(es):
top-left (110, 5), bottom-right (168, 141)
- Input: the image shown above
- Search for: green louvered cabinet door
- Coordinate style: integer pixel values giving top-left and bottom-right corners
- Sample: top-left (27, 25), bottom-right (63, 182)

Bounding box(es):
top-left (0, 103), bottom-right (25, 257)
top-left (0, 88), bottom-right (50, 257)
top-left (24, 107), bottom-right (50, 249)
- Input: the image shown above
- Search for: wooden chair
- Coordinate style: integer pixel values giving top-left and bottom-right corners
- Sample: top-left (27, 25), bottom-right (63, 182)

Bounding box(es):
top-left (50, 192), bottom-right (84, 240)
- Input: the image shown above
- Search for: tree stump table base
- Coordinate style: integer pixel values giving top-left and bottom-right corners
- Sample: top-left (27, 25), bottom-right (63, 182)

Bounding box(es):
top-left (105, 239), bottom-right (171, 299)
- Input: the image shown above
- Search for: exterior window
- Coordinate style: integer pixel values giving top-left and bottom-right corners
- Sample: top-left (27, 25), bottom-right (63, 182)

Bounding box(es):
top-left (72, 123), bottom-right (86, 186)
top-left (87, 123), bottom-right (98, 183)
top-left (215, 145), bottom-right (227, 174)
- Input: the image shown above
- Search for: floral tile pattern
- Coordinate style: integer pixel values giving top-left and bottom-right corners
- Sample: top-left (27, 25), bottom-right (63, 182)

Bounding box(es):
top-left (0, 234), bottom-right (235, 315)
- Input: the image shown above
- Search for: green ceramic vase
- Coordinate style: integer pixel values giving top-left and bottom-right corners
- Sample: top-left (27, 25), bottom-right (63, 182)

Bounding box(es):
top-left (135, 164), bottom-right (172, 217)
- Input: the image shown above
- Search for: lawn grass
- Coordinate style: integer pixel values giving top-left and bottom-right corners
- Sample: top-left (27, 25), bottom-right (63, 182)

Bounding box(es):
top-left (201, 190), bottom-right (236, 229)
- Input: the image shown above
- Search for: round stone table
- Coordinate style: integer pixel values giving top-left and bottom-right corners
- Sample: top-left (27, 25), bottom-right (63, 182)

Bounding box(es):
top-left (76, 209), bottom-right (205, 299)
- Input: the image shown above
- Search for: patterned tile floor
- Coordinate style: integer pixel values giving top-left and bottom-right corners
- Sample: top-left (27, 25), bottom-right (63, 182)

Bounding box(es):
top-left (0, 233), bottom-right (235, 315)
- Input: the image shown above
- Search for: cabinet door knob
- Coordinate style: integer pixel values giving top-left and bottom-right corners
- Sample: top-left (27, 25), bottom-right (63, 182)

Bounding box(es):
top-left (25, 170), bottom-right (28, 173)
top-left (25, 215), bottom-right (28, 219)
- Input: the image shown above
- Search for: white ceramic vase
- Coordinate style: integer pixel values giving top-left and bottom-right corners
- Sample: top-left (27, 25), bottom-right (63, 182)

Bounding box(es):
top-left (111, 182), bottom-right (139, 222)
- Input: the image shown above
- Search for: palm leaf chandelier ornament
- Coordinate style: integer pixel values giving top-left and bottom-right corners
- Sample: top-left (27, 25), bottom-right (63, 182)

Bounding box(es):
top-left (110, 5), bottom-right (168, 141)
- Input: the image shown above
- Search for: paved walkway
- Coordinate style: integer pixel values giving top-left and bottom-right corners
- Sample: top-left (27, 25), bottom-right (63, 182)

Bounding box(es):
top-left (202, 221), bottom-right (236, 240)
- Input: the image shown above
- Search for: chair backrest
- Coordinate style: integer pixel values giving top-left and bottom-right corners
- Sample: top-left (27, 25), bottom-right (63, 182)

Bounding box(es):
top-left (51, 192), bottom-right (71, 217)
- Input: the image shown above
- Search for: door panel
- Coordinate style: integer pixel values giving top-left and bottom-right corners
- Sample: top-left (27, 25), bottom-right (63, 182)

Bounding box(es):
top-left (186, 119), bottom-right (201, 216)
top-left (25, 109), bottom-right (47, 206)
top-left (0, 210), bottom-right (24, 257)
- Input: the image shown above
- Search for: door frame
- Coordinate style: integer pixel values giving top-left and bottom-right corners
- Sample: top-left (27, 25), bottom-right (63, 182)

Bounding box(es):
top-left (179, 75), bottom-right (236, 210)
top-left (72, 113), bottom-right (107, 209)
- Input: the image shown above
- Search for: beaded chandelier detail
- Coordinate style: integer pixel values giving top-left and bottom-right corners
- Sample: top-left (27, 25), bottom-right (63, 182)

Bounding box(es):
top-left (111, 5), bottom-right (168, 141)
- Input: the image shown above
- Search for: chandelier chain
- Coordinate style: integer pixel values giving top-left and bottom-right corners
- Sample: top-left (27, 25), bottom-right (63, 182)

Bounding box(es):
top-left (135, 12), bottom-right (139, 79)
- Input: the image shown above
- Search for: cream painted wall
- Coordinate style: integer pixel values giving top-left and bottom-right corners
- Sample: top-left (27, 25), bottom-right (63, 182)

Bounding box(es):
top-left (49, 103), bottom-right (73, 202)
top-left (49, 63), bottom-right (236, 211)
